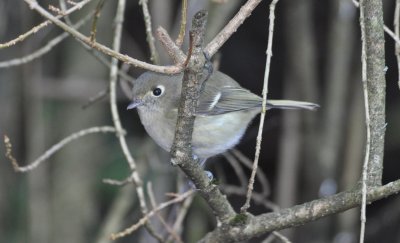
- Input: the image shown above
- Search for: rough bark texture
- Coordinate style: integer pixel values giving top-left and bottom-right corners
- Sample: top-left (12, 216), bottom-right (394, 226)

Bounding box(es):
top-left (170, 10), bottom-right (236, 224)
top-left (361, 0), bottom-right (386, 186)
top-left (200, 179), bottom-right (400, 243)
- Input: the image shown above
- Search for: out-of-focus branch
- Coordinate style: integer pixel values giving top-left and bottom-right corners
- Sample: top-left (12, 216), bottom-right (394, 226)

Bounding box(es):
top-left (139, 0), bottom-right (159, 64)
top-left (169, 10), bottom-right (236, 224)
top-left (0, 12), bottom-right (92, 68)
top-left (4, 126), bottom-right (117, 172)
top-left (110, 190), bottom-right (195, 240)
top-left (147, 183), bottom-right (183, 243)
top-left (241, 0), bottom-right (279, 213)
top-left (175, 0), bottom-right (188, 47)
top-left (23, 0), bottom-right (182, 74)
top-left (0, 0), bottom-right (93, 49)
top-left (108, 0), bottom-right (163, 241)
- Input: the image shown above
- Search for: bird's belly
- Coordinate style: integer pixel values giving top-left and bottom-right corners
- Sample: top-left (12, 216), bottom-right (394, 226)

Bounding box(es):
top-left (192, 111), bottom-right (258, 159)
top-left (138, 108), bottom-right (259, 160)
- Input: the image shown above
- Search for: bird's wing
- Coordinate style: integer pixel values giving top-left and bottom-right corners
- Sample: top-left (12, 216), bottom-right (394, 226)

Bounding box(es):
top-left (196, 85), bottom-right (262, 116)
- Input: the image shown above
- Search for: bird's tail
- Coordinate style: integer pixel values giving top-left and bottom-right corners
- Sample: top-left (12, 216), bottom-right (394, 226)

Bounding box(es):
top-left (267, 100), bottom-right (319, 110)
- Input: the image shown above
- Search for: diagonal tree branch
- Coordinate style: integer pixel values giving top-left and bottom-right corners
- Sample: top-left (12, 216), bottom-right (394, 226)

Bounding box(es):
top-left (200, 179), bottom-right (400, 243)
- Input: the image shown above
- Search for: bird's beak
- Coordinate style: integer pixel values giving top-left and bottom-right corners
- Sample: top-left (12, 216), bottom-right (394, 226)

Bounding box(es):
top-left (127, 98), bottom-right (143, 110)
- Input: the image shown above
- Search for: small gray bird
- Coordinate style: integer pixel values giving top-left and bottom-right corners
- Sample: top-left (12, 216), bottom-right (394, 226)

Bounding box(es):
top-left (127, 71), bottom-right (318, 165)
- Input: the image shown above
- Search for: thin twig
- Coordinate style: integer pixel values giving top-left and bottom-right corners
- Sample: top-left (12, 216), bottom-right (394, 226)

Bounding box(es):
top-left (352, 0), bottom-right (400, 47)
top-left (156, 27), bottom-right (187, 64)
top-left (110, 190), bottom-right (195, 240)
top-left (4, 126), bottom-right (117, 172)
top-left (90, 0), bottom-right (106, 42)
top-left (168, 192), bottom-right (194, 242)
top-left (82, 88), bottom-right (109, 109)
top-left (147, 183), bottom-right (184, 243)
top-left (139, 0), bottom-right (159, 64)
top-left (103, 173), bottom-right (135, 186)
top-left (241, 0), bottom-right (279, 213)
top-left (205, 0), bottom-right (263, 57)
top-left (59, 0), bottom-right (73, 24)
top-left (23, 0), bottom-right (182, 74)
top-left (359, 0), bottom-right (369, 241)
top-left (108, 1), bottom-right (163, 241)
top-left (175, 0), bottom-right (188, 47)
top-left (108, 0), bottom-right (164, 242)
top-left (0, 0), bottom-right (93, 49)
top-left (0, 13), bottom-right (92, 68)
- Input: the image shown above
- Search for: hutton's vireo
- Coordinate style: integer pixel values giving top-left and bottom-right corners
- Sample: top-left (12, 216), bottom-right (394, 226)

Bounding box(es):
top-left (127, 71), bottom-right (318, 164)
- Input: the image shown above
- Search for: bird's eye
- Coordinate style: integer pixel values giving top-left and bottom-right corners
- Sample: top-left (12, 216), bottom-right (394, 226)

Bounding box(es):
top-left (152, 85), bottom-right (164, 97)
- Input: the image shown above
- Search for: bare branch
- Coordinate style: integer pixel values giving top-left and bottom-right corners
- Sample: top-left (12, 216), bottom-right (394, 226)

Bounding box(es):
top-left (4, 126), bottom-right (117, 172)
top-left (107, 1), bottom-right (162, 241)
top-left (0, 0), bottom-right (93, 49)
top-left (23, 0), bottom-right (182, 74)
top-left (200, 179), bottom-right (400, 243)
top-left (169, 10), bottom-right (236, 224)
top-left (103, 173), bottom-right (135, 186)
top-left (0, 12), bottom-right (92, 68)
top-left (110, 190), bottom-right (195, 240)
top-left (352, 1), bottom-right (400, 48)
top-left (168, 192), bottom-right (194, 242)
top-left (147, 183), bottom-right (184, 243)
top-left (139, 0), bottom-right (159, 64)
top-left (359, 1), bottom-right (369, 241)
top-left (241, 0), bottom-right (279, 213)
top-left (175, 0), bottom-right (188, 47)
top-left (156, 26), bottom-right (187, 64)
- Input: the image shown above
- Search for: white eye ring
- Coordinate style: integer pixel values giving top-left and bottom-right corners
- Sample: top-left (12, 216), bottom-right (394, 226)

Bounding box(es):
top-left (151, 85), bottom-right (165, 97)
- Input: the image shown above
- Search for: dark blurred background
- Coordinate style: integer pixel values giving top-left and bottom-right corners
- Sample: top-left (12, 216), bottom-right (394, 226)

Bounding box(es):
top-left (1, 0), bottom-right (399, 242)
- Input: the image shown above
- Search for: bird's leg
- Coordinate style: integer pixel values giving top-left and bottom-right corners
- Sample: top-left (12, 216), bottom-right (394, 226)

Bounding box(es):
top-left (198, 157), bottom-right (214, 181)
top-left (187, 156), bottom-right (214, 188)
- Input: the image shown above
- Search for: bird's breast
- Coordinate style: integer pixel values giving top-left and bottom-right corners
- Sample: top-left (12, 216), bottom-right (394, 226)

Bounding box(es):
top-left (137, 108), bottom-right (177, 152)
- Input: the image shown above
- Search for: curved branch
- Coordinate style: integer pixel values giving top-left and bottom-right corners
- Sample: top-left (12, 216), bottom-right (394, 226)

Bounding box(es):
top-left (4, 126), bottom-right (117, 172)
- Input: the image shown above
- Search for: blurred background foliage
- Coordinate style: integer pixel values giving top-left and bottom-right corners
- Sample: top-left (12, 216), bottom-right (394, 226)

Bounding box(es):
top-left (1, 0), bottom-right (400, 242)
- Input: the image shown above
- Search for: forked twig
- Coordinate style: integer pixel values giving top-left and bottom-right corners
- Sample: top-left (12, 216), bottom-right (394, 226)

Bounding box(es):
top-left (110, 190), bottom-right (194, 240)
